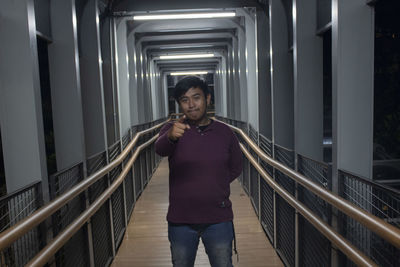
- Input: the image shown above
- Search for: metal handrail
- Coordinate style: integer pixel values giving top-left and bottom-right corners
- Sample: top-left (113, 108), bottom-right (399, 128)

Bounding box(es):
top-left (26, 134), bottom-right (159, 267)
top-left (223, 121), bottom-right (400, 250)
top-left (0, 119), bottom-right (168, 251)
top-left (241, 144), bottom-right (378, 267)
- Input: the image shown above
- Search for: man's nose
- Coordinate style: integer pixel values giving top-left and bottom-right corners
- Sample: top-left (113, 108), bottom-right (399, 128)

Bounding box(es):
top-left (188, 99), bottom-right (195, 107)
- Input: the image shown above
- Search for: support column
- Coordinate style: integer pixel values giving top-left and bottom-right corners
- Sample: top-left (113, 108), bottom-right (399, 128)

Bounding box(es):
top-left (270, 0), bottom-right (294, 149)
top-left (257, 7), bottom-right (272, 138)
top-left (101, 16), bottom-right (119, 145)
top-left (48, 0), bottom-right (86, 171)
top-left (293, 0), bottom-right (323, 160)
top-left (0, 0), bottom-right (49, 194)
top-left (79, 0), bottom-right (108, 156)
top-left (243, 8), bottom-right (259, 131)
top-left (163, 74), bottom-right (169, 117)
top-left (127, 30), bottom-right (139, 125)
top-left (237, 24), bottom-right (248, 122)
top-left (332, 0), bottom-right (374, 181)
top-left (115, 18), bottom-right (132, 137)
top-left (232, 36), bottom-right (242, 121)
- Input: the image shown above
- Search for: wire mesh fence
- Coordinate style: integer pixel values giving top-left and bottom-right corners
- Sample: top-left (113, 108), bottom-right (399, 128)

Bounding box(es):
top-left (338, 170), bottom-right (400, 267)
top-left (49, 162), bottom-right (88, 267)
top-left (249, 124), bottom-right (260, 215)
top-left (87, 150), bottom-right (114, 267)
top-left (274, 144), bottom-right (296, 267)
top-left (259, 134), bottom-right (274, 242)
top-left (297, 154), bottom-right (332, 267)
top-left (0, 182), bottom-right (44, 267)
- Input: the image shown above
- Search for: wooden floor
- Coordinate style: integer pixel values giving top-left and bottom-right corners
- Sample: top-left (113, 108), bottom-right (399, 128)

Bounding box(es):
top-left (111, 159), bottom-right (283, 267)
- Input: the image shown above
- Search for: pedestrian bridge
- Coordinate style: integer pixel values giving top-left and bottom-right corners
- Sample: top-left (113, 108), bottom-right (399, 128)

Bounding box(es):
top-left (0, 0), bottom-right (400, 267)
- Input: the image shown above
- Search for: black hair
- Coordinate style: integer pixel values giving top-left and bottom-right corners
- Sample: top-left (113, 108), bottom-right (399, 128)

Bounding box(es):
top-left (173, 76), bottom-right (209, 102)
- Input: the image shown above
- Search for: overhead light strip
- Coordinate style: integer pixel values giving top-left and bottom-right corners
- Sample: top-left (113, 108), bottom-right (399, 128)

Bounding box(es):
top-left (133, 12), bottom-right (235, 20)
top-left (159, 54), bottom-right (215, 60)
top-left (170, 71), bottom-right (209, 76)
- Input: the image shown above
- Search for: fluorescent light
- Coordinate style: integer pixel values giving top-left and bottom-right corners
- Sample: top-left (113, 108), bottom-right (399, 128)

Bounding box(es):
top-left (170, 71), bottom-right (208, 76)
top-left (133, 12), bottom-right (235, 21)
top-left (159, 54), bottom-right (214, 60)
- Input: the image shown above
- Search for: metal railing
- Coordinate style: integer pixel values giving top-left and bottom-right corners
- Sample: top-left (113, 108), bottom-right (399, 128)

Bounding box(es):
top-left (217, 117), bottom-right (400, 267)
top-left (274, 144), bottom-right (296, 267)
top-left (297, 154), bottom-right (332, 266)
top-left (0, 182), bottom-right (43, 266)
top-left (0, 118), bottom-right (168, 267)
top-left (338, 170), bottom-right (400, 267)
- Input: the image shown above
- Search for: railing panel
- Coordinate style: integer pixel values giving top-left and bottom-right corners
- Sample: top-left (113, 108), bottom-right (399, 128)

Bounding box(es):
top-left (0, 182), bottom-right (43, 267)
top-left (91, 204), bottom-right (113, 267)
top-left (124, 155), bottom-right (135, 219)
top-left (298, 155), bottom-right (331, 221)
top-left (260, 178), bottom-right (274, 242)
top-left (274, 144), bottom-right (295, 267)
top-left (134, 159), bottom-right (143, 198)
top-left (297, 154), bottom-right (332, 267)
top-left (111, 185), bottom-right (125, 249)
top-left (87, 151), bottom-right (107, 176)
top-left (242, 154), bottom-right (250, 194)
top-left (276, 194), bottom-right (295, 267)
top-left (122, 129), bottom-right (131, 150)
top-left (107, 141), bottom-right (125, 250)
top-left (259, 134), bottom-right (272, 157)
top-left (339, 170), bottom-right (400, 267)
top-left (52, 227), bottom-right (89, 267)
top-left (140, 152), bottom-right (147, 189)
top-left (87, 150), bottom-right (113, 267)
top-left (146, 146), bottom-right (152, 185)
top-left (259, 133), bottom-right (274, 242)
top-left (49, 163), bottom-right (88, 267)
top-left (249, 124), bottom-right (259, 214)
top-left (299, 215), bottom-right (331, 267)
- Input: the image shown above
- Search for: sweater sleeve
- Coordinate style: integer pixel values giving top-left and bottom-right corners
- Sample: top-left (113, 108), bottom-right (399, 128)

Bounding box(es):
top-left (229, 130), bottom-right (243, 182)
top-left (155, 123), bottom-right (175, 157)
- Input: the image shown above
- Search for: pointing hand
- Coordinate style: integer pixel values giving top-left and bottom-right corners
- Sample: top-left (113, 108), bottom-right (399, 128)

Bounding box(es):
top-left (167, 115), bottom-right (190, 141)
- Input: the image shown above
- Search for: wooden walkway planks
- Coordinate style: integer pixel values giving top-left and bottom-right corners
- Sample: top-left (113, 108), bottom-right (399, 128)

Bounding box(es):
top-left (111, 159), bottom-right (283, 267)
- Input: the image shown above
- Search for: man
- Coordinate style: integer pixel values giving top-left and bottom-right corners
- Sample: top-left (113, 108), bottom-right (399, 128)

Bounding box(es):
top-left (155, 76), bottom-right (243, 267)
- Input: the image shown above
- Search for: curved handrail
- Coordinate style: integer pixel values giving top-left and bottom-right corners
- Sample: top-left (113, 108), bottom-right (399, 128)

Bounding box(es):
top-left (240, 143), bottom-right (378, 267)
top-left (26, 134), bottom-right (159, 267)
top-left (0, 119), bottom-right (169, 251)
top-left (222, 121), bottom-right (400, 250)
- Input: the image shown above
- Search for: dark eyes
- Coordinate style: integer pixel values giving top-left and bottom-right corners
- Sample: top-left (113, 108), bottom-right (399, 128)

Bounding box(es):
top-left (180, 95), bottom-right (201, 103)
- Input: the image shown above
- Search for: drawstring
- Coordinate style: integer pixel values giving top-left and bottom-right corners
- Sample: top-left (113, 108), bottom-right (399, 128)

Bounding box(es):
top-left (232, 221), bottom-right (239, 262)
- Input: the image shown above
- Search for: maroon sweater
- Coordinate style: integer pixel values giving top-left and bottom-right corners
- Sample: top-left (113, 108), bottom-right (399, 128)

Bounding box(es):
top-left (155, 120), bottom-right (243, 224)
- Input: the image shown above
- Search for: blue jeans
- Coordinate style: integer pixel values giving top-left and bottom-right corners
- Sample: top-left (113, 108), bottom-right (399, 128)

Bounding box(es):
top-left (168, 221), bottom-right (234, 267)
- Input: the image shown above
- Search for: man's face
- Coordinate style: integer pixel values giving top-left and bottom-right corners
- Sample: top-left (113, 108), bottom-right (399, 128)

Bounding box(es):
top-left (178, 87), bottom-right (211, 121)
